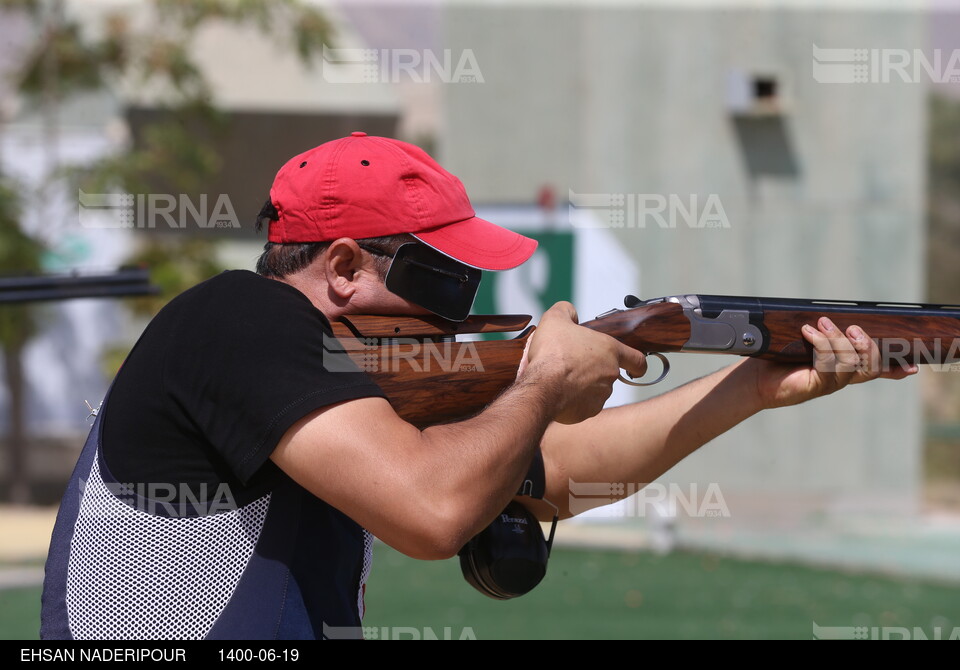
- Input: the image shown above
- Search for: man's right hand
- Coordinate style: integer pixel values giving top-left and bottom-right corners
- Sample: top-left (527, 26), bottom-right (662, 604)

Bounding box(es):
top-left (522, 301), bottom-right (647, 424)
top-left (271, 302), bottom-right (646, 561)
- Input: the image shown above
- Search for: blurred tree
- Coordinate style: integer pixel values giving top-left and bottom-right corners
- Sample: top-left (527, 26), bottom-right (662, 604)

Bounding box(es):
top-left (0, 179), bottom-right (45, 504)
top-left (924, 94), bottom-right (960, 507)
top-left (8, 0), bottom-right (334, 286)
top-left (0, 0), bottom-right (333, 501)
top-left (926, 94), bottom-right (960, 422)
top-left (928, 95), bottom-right (960, 306)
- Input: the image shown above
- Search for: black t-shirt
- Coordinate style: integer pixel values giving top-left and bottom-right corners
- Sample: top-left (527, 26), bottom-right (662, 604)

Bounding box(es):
top-left (42, 269), bottom-right (548, 639)
top-left (102, 270), bottom-right (385, 505)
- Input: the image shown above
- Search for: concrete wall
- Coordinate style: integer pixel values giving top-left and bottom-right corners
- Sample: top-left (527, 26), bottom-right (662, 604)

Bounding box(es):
top-left (440, 1), bottom-right (928, 532)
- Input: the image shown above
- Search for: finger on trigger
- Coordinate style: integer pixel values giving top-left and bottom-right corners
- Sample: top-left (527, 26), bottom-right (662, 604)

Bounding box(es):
top-left (617, 343), bottom-right (647, 379)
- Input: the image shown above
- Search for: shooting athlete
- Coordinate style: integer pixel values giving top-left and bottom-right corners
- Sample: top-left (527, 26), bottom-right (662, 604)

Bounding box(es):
top-left (40, 133), bottom-right (914, 639)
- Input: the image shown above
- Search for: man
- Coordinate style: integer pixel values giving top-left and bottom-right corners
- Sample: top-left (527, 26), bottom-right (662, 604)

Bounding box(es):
top-left (40, 132), bottom-right (915, 640)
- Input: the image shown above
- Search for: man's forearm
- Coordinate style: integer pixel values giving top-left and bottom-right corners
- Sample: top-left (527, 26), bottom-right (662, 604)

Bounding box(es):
top-left (271, 360), bottom-right (566, 560)
top-left (417, 359), bottom-right (563, 540)
top-left (540, 360), bottom-right (764, 518)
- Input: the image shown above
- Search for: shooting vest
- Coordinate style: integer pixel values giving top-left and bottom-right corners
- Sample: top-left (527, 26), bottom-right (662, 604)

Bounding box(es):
top-left (40, 395), bottom-right (372, 640)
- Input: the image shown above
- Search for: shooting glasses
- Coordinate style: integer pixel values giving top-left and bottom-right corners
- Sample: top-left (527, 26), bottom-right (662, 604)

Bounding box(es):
top-left (360, 242), bottom-right (482, 322)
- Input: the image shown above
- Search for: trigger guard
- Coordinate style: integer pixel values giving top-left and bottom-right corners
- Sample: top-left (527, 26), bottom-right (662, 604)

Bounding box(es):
top-left (618, 353), bottom-right (670, 387)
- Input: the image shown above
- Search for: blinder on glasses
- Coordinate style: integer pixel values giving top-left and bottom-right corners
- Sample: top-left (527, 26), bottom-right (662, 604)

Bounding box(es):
top-left (359, 241), bottom-right (482, 322)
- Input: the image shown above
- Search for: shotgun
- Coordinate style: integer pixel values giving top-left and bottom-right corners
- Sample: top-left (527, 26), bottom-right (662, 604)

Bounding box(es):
top-left (0, 267), bottom-right (158, 304)
top-left (329, 294), bottom-right (960, 428)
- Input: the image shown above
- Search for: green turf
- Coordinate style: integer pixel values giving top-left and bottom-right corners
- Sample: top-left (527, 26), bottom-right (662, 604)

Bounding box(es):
top-left (0, 588), bottom-right (41, 640)
top-left (362, 546), bottom-right (960, 640)
top-left (4, 547), bottom-right (960, 640)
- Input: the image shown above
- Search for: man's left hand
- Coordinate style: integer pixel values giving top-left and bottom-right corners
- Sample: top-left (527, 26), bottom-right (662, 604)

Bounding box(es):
top-left (746, 317), bottom-right (919, 410)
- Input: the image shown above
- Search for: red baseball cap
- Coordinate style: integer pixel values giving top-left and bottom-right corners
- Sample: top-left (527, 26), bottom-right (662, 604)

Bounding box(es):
top-left (268, 132), bottom-right (537, 271)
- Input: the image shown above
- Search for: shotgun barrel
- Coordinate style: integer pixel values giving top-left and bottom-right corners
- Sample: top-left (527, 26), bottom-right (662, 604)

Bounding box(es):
top-left (0, 268), bottom-right (158, 304)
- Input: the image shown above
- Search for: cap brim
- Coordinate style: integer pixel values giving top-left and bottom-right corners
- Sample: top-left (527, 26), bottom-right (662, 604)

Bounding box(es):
top-left (412, 216), bottom-right (538, 271)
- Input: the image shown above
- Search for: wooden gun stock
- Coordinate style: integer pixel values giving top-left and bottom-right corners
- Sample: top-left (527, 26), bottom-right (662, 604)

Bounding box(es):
top-left (330, 315), bottom-right (534, 428)
top-left (331, 294), bottom-right (960, 428)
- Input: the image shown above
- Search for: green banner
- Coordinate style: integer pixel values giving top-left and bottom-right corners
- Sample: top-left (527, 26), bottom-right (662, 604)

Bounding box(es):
top-left (472, 231), bottom-right (574, 338)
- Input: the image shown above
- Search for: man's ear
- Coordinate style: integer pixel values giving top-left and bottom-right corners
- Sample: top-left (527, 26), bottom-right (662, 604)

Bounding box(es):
top-left (323, 238), bottom-right (366, 300)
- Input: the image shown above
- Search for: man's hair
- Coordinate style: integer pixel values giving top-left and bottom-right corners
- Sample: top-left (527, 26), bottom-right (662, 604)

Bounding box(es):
top-left (254, 199), bottom-right (412, 279)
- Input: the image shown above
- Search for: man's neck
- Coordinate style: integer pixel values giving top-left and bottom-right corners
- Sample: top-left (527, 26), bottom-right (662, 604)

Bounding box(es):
top-left (271, 271), bottom-right (345, 319)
